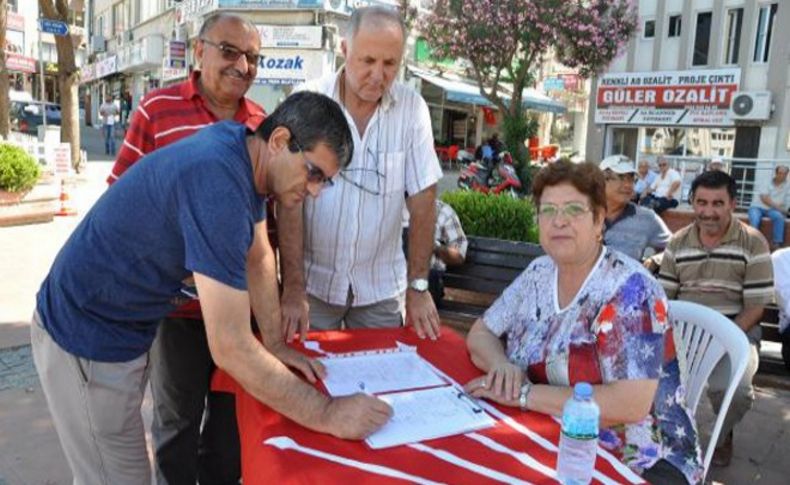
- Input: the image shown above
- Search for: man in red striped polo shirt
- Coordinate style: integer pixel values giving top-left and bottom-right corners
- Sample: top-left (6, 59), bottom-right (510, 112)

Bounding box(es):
top-left (107, 13), bottom-right (265, 485)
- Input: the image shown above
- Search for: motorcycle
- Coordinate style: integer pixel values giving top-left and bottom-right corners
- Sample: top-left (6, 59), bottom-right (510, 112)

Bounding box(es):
top-left (457, 151), bottom-right (523, 197)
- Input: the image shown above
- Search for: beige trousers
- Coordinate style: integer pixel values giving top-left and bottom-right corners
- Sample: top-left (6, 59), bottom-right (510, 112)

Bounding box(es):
top-left (31, 312), bottom-right (151, 485)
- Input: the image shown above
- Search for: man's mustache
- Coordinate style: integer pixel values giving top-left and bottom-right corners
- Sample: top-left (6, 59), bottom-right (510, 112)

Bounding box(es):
top-left (222, 68), bottom-right (252, 80)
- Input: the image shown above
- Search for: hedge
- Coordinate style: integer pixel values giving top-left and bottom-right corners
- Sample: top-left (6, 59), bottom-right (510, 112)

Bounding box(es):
top-left (441, 190), bottom-right (539, 243)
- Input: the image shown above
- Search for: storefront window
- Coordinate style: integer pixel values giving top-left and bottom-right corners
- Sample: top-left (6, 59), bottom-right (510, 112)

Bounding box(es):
top-left (611, 127), bottom-right (638, 160)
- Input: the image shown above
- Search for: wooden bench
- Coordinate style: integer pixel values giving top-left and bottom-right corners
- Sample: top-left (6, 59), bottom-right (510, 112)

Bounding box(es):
top-left (438, 236), bottom-right (544, 332)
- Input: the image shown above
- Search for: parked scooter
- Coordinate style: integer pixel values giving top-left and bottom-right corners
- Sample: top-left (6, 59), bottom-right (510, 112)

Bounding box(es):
top-left (457, 151), bottom-right (523, 197)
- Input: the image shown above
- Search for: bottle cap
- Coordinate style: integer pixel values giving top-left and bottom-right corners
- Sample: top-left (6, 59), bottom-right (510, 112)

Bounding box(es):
top-left (574, 382), bottom-right (593, 400)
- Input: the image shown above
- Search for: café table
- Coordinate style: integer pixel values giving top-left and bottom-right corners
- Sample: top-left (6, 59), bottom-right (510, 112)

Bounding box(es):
top-left (212, 326), bottom-right (646, 484)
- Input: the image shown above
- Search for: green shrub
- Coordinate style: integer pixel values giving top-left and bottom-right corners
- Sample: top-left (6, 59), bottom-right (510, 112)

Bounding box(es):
top-left (0, 143), bottom-right (40, 193)
top-left (441, 190), bottom-right (539, 243)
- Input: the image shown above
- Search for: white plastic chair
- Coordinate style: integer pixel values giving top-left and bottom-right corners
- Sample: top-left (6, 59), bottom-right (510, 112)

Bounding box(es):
top-left (669, 300), bottom-right (750, 479)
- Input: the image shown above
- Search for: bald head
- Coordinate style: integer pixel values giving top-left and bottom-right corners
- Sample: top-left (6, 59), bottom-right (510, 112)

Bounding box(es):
top-left (199, 12), bottom-right (257, 39)
top-left (345, 6), bottom-right (406, 48)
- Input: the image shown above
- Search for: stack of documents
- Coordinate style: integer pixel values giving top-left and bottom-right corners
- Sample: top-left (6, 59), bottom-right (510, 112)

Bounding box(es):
top-left (320, 347), bottom-right (496, 449)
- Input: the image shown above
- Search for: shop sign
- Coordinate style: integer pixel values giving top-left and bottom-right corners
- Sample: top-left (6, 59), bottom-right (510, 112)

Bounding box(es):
top-left (81, 63), bottom-right (96, 83)
top-left (162, 66), bottom-right (188, 82)
top-left (169, 41), bottom-right (187, 59)
top-left (95, 56), bottom-right (118, 78)
top-left (595, 68), bottom-right (741, 126)
top-left (255, 49), bottom-right (326, 85)
top-left (8, 12), bottom-right (25, 32)
top-left (258, 25), bottom-right (322, 49)
top-left (544, 77), bottom-right (564, 92)
top-left (166, 40), bottom-right (187, 68)
top-left (561, 74), bottom-right (579, 91)
top-left (219, 0), bottom-right (322, 8)
top-left (5, 53), bottom-right (37, 73)
top-left (175, 0), bottom-right (218, 26)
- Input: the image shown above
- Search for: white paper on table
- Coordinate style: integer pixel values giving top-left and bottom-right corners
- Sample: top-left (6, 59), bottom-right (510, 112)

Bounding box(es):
top-left (366, 386), bottom-right (497, 449)
top-left (320, 348), bottom-right (446, 396)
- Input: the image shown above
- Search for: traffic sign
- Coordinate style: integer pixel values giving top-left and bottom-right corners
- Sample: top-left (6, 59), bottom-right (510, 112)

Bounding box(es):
top-left (39, 18), bottom-right (69, 36)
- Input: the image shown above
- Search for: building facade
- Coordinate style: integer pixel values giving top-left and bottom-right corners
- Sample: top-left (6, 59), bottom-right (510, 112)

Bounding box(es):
top-left (80, 0), bottom-right (377, 125)
top-left (4, 0), bottom-right (87, 103)
top-left (586, 0), bottom-right (789, 171)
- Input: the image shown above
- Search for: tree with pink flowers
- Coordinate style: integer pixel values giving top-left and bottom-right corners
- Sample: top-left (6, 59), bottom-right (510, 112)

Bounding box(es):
top-left (421, 0), bottom-right (637, 165)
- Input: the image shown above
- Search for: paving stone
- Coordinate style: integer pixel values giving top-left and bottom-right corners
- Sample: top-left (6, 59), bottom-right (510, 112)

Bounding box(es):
top-left (0, 346), bottom-right (38, 392)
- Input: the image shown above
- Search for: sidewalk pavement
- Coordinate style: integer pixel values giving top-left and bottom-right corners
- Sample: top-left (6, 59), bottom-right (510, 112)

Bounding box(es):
top-left (1, 130), bottom-right (788, 483)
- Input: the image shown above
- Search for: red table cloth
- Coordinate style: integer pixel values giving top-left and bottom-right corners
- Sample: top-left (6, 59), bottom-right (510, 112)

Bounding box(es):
top-left (212, 327), bottom-right (645, 484)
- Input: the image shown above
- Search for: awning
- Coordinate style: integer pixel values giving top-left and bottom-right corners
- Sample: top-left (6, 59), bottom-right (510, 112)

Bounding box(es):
top-left (409, 66), bottom-right (566, 114)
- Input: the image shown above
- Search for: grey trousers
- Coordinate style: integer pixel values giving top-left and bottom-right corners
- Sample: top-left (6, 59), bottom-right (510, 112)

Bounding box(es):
top-left (707, 337), bottom-right (760, 447)
top-left (308, 289), bottom-right (405, 330)
top-left (31, 312), bottom-right (151, 485)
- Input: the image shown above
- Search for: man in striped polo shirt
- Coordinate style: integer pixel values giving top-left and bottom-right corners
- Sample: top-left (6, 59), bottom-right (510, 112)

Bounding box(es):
top-left (658, 170), bottom-right (774, 467)
top-left (106, 13), bottom-right (265, 484)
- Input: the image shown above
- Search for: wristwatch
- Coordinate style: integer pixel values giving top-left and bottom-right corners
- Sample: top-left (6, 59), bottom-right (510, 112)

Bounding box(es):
top-left (409, 278), bottom-right (429, 292)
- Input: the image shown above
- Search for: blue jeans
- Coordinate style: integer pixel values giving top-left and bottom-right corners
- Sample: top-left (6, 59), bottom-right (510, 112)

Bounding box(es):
top-left (639, 194), bottom-right (678, 215)
top-left (748, 206), bottom-right (785, 244)
top-left (104, 124), bottom-right (116, 155)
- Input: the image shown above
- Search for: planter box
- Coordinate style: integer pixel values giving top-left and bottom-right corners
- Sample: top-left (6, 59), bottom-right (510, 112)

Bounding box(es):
top-left (0, 179), bottom-right (59, 227)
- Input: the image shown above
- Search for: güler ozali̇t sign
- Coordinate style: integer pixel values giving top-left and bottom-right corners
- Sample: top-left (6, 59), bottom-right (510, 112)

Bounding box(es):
top-left (594, 68), bottom-right (741, 126)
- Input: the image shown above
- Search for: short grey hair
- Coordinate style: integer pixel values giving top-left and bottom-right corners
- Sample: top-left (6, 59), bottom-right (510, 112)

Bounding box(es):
top-left (198, 12), bottom-right (257, 40)
top-left (345, 6), bottom-right (406, 45)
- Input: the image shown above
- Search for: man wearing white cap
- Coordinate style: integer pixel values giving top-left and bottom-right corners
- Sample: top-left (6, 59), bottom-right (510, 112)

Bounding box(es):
top-left (600, 155), bottom-right (672, 261)
top-left (709, 157), bottom-right (726, 172)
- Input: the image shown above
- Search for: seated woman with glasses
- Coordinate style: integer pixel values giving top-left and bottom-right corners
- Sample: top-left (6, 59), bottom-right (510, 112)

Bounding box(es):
top-left (463, 161), bottom-right (703, 485)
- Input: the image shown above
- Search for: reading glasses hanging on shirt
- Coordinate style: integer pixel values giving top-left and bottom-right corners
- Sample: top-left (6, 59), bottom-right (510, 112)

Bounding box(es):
top-left (339, 145), bottom-right (386, 196)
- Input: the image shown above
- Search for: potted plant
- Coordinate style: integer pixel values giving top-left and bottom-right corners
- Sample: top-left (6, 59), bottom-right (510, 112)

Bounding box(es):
top-left (0, 143), bottom-right (41, 204)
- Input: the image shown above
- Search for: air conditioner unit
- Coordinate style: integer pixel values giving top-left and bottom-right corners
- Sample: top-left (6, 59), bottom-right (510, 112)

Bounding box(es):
top-left (730, 91), bottom-right (773, 121)
top-left (91, 35), bottom-right (106, 52)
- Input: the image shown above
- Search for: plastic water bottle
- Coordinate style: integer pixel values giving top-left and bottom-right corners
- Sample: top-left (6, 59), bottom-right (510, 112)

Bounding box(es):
top-left (556, 382), bottom-right (600, 485)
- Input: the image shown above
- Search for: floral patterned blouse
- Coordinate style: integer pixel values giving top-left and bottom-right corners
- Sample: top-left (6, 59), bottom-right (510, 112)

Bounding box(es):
top-left (483, 247), bottom-right (703, 484)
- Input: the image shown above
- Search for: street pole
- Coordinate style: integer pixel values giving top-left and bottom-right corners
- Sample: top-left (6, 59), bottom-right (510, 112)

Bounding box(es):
top-left (38, 12), bottom-right (47, 133)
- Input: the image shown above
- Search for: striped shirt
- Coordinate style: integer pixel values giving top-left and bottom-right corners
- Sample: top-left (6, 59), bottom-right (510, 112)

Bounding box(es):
top-left (107, 71), bottom-right (265, 184)
top-left (106, 71), bottom-right (265, 319)
top-left (658, 218), bottom-right (774, 323)
top-left (294, 71), bottom-right (443, 306)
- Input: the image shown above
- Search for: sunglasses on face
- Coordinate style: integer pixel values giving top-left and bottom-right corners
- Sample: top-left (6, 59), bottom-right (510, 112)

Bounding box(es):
top-left (200, 38), bottom-right (260, 66)
top-left (538, 202), bottom-right (591, 221)
top-left (292, 140), bottom-right (334, 187)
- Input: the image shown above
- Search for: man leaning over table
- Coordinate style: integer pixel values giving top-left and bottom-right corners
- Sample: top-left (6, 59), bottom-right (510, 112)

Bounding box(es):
top-left (31, 92), bottom-right (392, 484)
top-left (279, 6), bottom-right (444, 341)
top-left (658, 170), bottom-right (773, 468)
top-left (106, 13), bottom-right (266, 484)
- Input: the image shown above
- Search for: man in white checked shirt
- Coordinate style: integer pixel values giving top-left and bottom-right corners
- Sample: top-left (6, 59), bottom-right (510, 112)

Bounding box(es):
top-left (428, 200), bottom-right (468, 305)
top-left (279, 6), bottom-right (444, 340)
